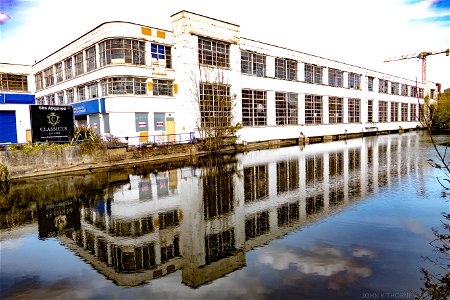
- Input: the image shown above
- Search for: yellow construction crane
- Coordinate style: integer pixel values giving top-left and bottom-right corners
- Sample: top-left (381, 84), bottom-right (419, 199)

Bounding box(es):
top-left (384, 48), bottom-right (449, 83)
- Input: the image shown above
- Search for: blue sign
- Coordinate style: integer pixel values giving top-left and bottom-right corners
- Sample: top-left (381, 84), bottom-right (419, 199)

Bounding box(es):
top-left (69, 98), bottom-right (105, 116)
top-left (0, 93), bottom-right (35, 104)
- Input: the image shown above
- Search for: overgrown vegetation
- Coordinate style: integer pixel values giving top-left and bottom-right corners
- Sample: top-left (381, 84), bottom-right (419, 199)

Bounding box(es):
top-left (416, 87), bottom-right (450, 300)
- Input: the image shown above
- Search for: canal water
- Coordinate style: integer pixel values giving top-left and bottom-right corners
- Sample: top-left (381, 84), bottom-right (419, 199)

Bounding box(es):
top-left (1, 132), bottom-right (448, 299)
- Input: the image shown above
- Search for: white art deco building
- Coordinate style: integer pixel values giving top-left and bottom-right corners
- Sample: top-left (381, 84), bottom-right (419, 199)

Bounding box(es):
top-left (4, 11), bottom-right (438, 144)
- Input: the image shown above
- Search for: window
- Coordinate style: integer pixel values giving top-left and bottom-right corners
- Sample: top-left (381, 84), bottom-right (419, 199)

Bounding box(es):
top-left (348, 98), bottom-right (361, 123)
top-left (419, 88), bottom-right (424, 98)
top-left (379, 101), bottom-right (387, 122)
top-left (328, 68), bottom-right (343, 87)
top-left (348, 72), bottom-right (361, 89)
top-left (329, 96), bottom-right (343, 124)
top-left (0, 73), bottom-right (28, 91)
top-left (57, 92), bottom-right (64, 105)
top-left (391, 102), bottom-right (398, 122)
top-left (205, 229), bottom-right (235, 265)
top-left (430, 89), bottom-right (435, 99)
top-left (135, 112), bottom-right (149, 132)
top-left (329, 152), bottom-right (344, 178)
top-left (151, 44), bottom-right (171, 68)
top-left (203, 168), bottom-right (234, 219)
top-left (242, 89), bottom-right (267, 126)
top-left (36, 97), bottom-right (44, 105)
top-left (275, 58), bottom-right (297, 80)
top-left (305, 64), bottom-right (323, 84)
top-left (241, 51), bottom-right (266, 76)
top-left (379, 79), bottom-right (389, 93)
top-left (410, 103), bottom-right (417, 121)
top-left (368, 76), bottom-right (374, 92)
top-left (86, 46), bottom-right (96, 72)
top-left (35, 72), bottom-right (43, 90)
top-left (306, 154), bottom-right (323, 184)
top-left (401, 84), bottom-right (408, 96)
top-left (275, 92), bottom-right (298, 125)
top-left (277, 202), bottom-right (300, 226)
top-left (305, 94), bottom-right (322, 124)
top-left (87, 82), bottom-right (98, 99)
top-left (64, 58), bottom-right (73, 80)
top-left (55, 63), bottom-right (63, 83)
top-left (198, 37), bottom-right (229, 68)
top-left (66, 89), bottom-right (74, 103)
top-left (77, 86), bottom-right (85, 101)
top-left (244, 165), bottom-right (268, 202)
top-left (74, 52), bottom-right (84, 76)
top-left (245, 211), bottom-right (269, 240)
top-left (43, 67), bottom-right (54, 87)
top-left (153, 79), bottom-right (173, 96)
top-left (159, 210), bottom-right (179, 229)
top-left (99, 38), bottom-right (146, 66)
top-left (401, 103), bottom-right (408, 121)
top-left (45, 94), bottom-right (55, 105)
top-left (391, 82), bottom-right (399, 95)
top-left (199, 83), bottom-right (231, 128)
top-left (410, 86), bottom-right (417, 97)
top-left (100, 77), bottom-right (146, 95)
top-left (368, 100), bottom-right (373, 123)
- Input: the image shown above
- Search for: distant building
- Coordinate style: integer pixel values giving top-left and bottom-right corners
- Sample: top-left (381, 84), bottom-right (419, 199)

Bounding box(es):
top-left (3, 11), bottom-right (441, 144)
top-left (0, 63), bottom-right (35, 143)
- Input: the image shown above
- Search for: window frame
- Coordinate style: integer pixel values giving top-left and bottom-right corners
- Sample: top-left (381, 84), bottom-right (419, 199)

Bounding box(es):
top-left (275, 92), bottom-right (298, 125)
top-left (328, 68), bottom-right (343, 87)
top-left (241, 50), bottom-right (266, 77)
top-left (242, 89), bottom-right (267, 126)
top-left (305, 94), bottom-right (323, 124)
top-left (328, 96), bottom-right (343, 124)
top-left (348, 98), bottom-right (361, 123)
top-left (198, 37), bottom-right (230, 68)
top-left (153, 79), bottom-right (174, 96)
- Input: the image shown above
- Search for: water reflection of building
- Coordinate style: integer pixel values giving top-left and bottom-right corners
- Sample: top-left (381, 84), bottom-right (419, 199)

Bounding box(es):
top-left (2, 134), bottom-right (424, 288)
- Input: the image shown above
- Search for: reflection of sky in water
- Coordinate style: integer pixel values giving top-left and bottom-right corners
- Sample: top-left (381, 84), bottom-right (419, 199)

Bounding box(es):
top-left (1, 134), bottom-right (448, 299)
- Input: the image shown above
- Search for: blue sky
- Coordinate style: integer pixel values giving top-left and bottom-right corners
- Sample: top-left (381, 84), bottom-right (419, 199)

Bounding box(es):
top-left (1, 0), bottom-right (449, 88)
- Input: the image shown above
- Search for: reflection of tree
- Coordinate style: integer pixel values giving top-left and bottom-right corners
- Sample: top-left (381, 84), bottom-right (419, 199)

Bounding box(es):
top-left (416, 212), bottom-right (450, 300)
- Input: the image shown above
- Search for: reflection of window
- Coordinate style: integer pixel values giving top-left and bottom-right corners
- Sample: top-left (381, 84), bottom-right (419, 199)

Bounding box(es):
top-left (139, 179), bottom-right (152, 201)
top-left (329, 152), bottom-right (344, 178)
top-left (244, 164), bottom-right (268, 202)
top-left (55, 63), bottom-right (63, 83)
top-left (64, 58), bottom-right (73, 80)
top-left (277, 202), bottom-right (299, 226)
top-left (74, 52), bottom-right (84, 76)
top-left (275, 92), bottom-right (298, 125)
top-left (86, 46), bottom-right (97, 72)
top-left (348, 148), bottom-right (360, 173)
top-left (205, 229), bottom-right (235, 265)
top-left (329, 96), bottom-right (343, 124)
top-left (198, 37), bottom-right (230, 68)
top-left (160, 236), bottom-right (180, 264)
top-left (277, 160), bottom-right (299, 194)
top-left (44, 67), bottom-right (54, 87)
top-left (242, 89), bottom-right (267, 126)
top-left (110, 242), bottom-right (156, 272)
top-left (306, 194), bottom-right (324, 215)
top-left (306, 154), bottom-right (323, 184)
top-left (159, 210), bottom-right (179, 230)
top-left (157, 176), bottom-right (169, 197)
top-left (329, 186), bottom-right (344, 206)
top-left (245, 211), bottom-right (269, 240)
top-left (241, 51), bottom-right (266, 76)
top-left (203, 168), bottom-right (234, 219)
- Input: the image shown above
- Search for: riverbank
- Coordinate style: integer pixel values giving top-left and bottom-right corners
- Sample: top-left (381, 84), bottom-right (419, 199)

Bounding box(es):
top-left (1, 127), bottom-right (418, 180)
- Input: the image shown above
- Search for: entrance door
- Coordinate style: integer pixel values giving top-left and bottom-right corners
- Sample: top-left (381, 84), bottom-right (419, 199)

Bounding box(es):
top-left (166, 117), bottom-right (175, 143)
top-left (0, 111), bottom-right (18, 143)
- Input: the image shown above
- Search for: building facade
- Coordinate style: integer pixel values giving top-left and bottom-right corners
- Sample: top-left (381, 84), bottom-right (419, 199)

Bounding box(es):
top-left (17, 11), bottom-right (441, 144)
top-left (0, 63), bottom-right (35, 143)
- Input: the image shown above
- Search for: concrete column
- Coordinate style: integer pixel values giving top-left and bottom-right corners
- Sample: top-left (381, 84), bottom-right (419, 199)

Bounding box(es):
top-left (266, 56), bottom-right (275, 78)
top-left (343, 97), bottom-right (349, 124)
top-left (322, 95), bottom-right (329, 124)
top-left (361, 98), bottom-right (368, 124)
top-left (323, 152), bottom-right (329, 211)
top-left (267, 90), bottom-right (276, 126)
top-left (299, 94), bottom-right (305, 124)
top-left (373, 99), bottom-right (379, 122)
top-left (298, 62), bottom-right (305, 81)
top-left (323, 67), bottom-right (329, 85)
top-left (268, 162), bottom-right (277, 197)
top-left (343, 72), bottom-right (348, 88)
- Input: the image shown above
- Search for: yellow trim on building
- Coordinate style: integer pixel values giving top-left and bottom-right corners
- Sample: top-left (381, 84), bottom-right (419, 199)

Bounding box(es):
top-left (157, 30), bottom-right (166, 39)
top-left (147, 82), bottom-right (153, 91)
top-left (174, 83), bottom-right (178, 94)
top-left (141, 27), bottom-right (152, 36)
